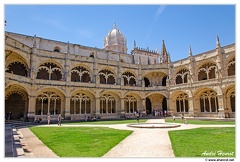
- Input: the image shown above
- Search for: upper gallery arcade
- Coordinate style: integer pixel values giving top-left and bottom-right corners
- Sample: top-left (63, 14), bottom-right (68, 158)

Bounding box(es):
top-left (5, 23), bottom-right (235, 121)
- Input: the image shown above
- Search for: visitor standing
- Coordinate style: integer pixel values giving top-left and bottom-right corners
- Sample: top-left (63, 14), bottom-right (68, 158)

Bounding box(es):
top-left (136, 111), bottom-right (140, 123)
top-left (58, 114), bottom-right (63, 126)
top-left (181, 113), bottom-right (184, 124)
top-left (47, 114), bottom-right (51, 125)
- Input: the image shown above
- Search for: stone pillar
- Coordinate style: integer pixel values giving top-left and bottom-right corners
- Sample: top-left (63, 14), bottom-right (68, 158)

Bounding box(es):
top-left (120, 97), bottom-right (125, 112)
top-left (95, 97), bottom-right (100, 115)
top-left (166, 98), bottom-right (170, 116)
top-left (30, 50), bottom-right (37, 79)
top-left (27, 95), bottom-right (36, 121)
top-left (93, 57), bottom-right (98, 83)
top-left (217, 95), bottom-right (225, 118)
top-left (188, 97), bottom-right (194, 117)
top-left (141, 98), bottom-right (146, 116)
top-left (64, 96), bottom-right (71, 120)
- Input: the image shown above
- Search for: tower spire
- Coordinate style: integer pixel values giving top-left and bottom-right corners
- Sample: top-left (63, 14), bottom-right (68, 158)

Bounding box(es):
top-left (113, 23), bottom-right (117, 29)
top-left (161, 40), bottom-right (167, 55)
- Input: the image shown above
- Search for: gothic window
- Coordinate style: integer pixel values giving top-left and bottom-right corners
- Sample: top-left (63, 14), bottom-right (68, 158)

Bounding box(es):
top-left (71, 66), bottom-right (91, 82)
top-left (99, 69), bottom-right (115, 84)
top-left (124, 95), bottom-right (137, 113)
top-left (175, 69), bottom-right (189, 84)
top-left (227, 57), bottom-right (235, 76)
top-left (36, 92), bottom-right (61, 115)
top-left (198, 63), bottom-right (216, 81)
top-left (6, 61), bottom-right (28, 77)
top-left (176, 93), bottom-right (189, 112)
top-left (122, 72), bottom-right (136, 86)
top-left (70, 93), bottom-right (91, 114)
top-left (199, 90), bottom-right (218, 112)
top-left (100, 94), bottom-right (116, 114)
top-left (36, 62), bottom-right (62, 80)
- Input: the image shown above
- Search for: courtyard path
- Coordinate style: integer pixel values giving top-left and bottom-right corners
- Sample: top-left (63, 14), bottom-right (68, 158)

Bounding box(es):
top-left (12, 119), bottom-right (235, 158)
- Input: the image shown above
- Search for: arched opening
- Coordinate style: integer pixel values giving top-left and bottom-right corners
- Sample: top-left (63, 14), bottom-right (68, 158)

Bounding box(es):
top-left (70, 93), bottom-right (91, 114)
top-left (37, 62), bottom-right (62, 80)
top-left (146, 98), bottom-right (152, 114)
top-left (162, 76), bottom-right (167, 86)
top-left (36, 92), bottom-right (61, 115)
top-left (175, 93), bottom-right (189, 112)
top-left (162, 97), bottom-right (167, 111)
top-left (198, 63), bottom-right (216, 81)
top-left (5, 93), bottom-right (26, 119)
top-left (99, 69), bottom-right (115, 84)
top-left (100, 94), bottom-right (116, 114)
top-left (199, 90), bottom-right (218, 113)
top-left (144, 77), bottom-right (150, 87)
top-left (230, 92), bottom-right (235, 112)
top-left (228, 58), bottom-right (235, 76)
top-left (6, 62), bottom-right (28, 77)
top-left (124, 95), bottom-right (137, 113)
top-left (71, 66), bottom-right (91, 82)
top-left (122, 72), bottom-right (136, 86)
top-left (175, 69), bottom-right (189, 84)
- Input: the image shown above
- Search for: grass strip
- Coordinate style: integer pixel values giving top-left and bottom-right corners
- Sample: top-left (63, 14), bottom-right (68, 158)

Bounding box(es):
top-left (30, 126), bottom-right (133, 157)
top-left (165, 118), bottom-right (235, 125)
top-left (168, 127), bottom-right (235, 157)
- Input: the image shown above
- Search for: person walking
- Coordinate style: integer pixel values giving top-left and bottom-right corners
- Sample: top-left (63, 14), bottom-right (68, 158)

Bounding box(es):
top-left (47, 114), bottom-right (51, 125)
top-left (58, 114), bottom-right (63, 126)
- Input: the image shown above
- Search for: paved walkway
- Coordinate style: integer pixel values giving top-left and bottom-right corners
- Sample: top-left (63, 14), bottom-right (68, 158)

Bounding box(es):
top-left (5, 119), bottom-right (235, 158)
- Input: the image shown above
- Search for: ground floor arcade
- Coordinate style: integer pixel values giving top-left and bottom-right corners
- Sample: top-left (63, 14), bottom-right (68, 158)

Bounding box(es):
top-left (5, 83), bottom-right (235, 121)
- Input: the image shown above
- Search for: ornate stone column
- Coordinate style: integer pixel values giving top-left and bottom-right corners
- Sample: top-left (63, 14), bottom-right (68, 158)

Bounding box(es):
top-left (217, 94), bottom-right (225, 118)
top-left (141, 98), bottom-right (146, 116)
top-left (188, 97), bottom-right (194, 117)
top-left (64, 96), bottom-right (71, 120)
top-left (27, 95), bottom-right (36, 121)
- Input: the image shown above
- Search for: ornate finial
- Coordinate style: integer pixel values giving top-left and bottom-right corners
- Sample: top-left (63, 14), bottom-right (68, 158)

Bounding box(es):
top-left (113, 23), bottom-right (117, 29)
top-left (156, 47), bottom-right (158, 54)
top-left (189, 46), bottom-right (192, 57)
top-left (134, 40), bottom-right (136, 48)
top-left (216, 35), bottom-right (221, 48)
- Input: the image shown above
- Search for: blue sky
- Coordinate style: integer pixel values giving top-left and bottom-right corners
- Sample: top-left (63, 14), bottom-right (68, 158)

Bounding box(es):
top-left (4, 4), bottom-right (235, 62)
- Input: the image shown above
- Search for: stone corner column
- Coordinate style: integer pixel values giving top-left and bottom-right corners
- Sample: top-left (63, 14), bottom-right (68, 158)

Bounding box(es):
top-left (217, 94), bottom-right (225, 118)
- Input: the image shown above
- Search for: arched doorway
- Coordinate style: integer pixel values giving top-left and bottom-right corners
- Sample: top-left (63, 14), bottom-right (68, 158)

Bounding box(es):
top-left (5, 93), bottom-right (27, 120)
top-left (146, 98), bottom-right (152, 114)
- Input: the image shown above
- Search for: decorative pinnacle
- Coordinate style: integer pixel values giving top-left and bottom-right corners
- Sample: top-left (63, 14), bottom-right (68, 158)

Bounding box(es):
top-left (216, 35), bottom-right (221, 48)
top-left (189, 46), bottom-right (192, 56)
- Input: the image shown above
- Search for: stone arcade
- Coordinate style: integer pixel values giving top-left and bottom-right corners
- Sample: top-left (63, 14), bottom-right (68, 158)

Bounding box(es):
top-left (5, 23), bottom-right (235, 121)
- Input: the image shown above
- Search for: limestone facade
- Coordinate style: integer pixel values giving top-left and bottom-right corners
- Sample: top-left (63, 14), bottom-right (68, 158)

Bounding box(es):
top-left (5, 25), bottom-right (235, 121)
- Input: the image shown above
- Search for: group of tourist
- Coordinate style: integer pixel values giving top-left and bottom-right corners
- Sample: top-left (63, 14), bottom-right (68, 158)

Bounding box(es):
top-left (152, 110), bottom-right (167, 117)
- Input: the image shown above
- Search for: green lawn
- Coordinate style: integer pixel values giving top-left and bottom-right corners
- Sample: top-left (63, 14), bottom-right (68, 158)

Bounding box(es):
top-left (165, 118), bottom-right (235, 125)
top-left (30, 126), bottom-right (133, 157)
top-left (168, 127), bottom-right (235, 157)
top-left (66, 119), bottom-right (147, 125)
